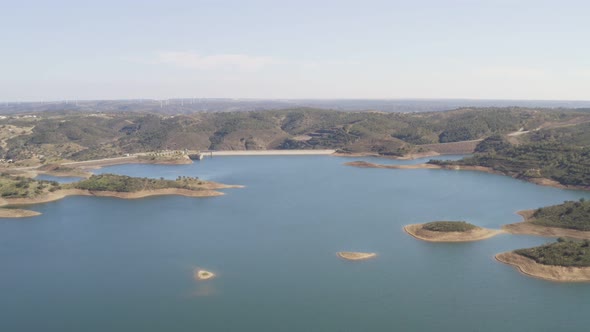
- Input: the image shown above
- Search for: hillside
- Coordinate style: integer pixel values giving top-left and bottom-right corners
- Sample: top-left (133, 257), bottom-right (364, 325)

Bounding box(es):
top-left (514, 239), bottom-right (590, 267)
top-left (429, 136), bottom-right (590, 187)
top-left (528, 199), bottom-right (590, 231)
top-left (0, 107), bottom-right (583, 164)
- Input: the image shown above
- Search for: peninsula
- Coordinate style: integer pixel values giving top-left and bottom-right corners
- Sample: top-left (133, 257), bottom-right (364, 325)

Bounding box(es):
top-left (404, 221), bottom-right (502, 242)
top-left (496, 239), bottom-right (590, 282)
top-left (0, 173), bottom-right (241, 218)
top-left (504, 200), bottom-right (590, 240)
top-left (344, 160), bottom-right (577, 191)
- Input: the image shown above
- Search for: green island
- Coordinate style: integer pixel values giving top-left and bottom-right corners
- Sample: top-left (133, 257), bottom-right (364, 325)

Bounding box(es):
top-left (422, 221), bottom-right (477, 232)
top-left (73, 174), bottom-right (210, 192)
top-left (497, 239), bottom-right (590, 282)
top-left (404, 221), bottom-right (501, 242)
top-left (0, 173), bottom-right (239, 218)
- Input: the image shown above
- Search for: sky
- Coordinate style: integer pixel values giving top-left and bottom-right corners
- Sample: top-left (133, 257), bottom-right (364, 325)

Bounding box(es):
top-left (1, 0), bottom-right (590, 101)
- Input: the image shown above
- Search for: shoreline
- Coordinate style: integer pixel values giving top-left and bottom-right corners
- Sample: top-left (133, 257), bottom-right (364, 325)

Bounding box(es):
top-left (0, 183), bottom-right (242, 218)
top-left (208, 149), bottom-right (336, 156)
top-left (495, 252), bottom-right (590, 282)
top-left (337, 252), bottom-right (377, 261)
top-left (333, 150), bottom-right (441, 160)
top-left (503, 210), bottom-right (590, 240)
top-left (404, 223), bottom-right (503, 242)
top-left (194, 269), bottom-right (216, 281)
top-left (344, 161), bottom-right (590, 191)
top-left (65, 156), bottom-right (193, 170)
top-left (0, 208), bottom-right (42, 218)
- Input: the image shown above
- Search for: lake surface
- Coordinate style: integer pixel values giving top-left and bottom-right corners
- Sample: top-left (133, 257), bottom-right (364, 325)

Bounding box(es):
top-left (2, 155), bottom-right (590, 331)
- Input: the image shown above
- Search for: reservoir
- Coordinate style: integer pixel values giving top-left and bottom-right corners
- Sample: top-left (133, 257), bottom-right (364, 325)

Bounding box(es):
top-left (2, 155), bottom-right (590, 331)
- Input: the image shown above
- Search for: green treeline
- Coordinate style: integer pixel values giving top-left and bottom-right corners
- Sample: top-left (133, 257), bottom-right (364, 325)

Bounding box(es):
top-left (430, 135), bottom-right (590, 187)
top-left (515, 238), bottom-right (590, 267)
top-left (530, 199), bottom-right (590, 231)
top-left (71, 174), bottom-right (204, 192)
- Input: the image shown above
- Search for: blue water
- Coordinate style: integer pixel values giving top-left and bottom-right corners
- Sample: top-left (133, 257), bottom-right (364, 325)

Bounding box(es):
top-left (35, 174), bottom-right (83, 183)
top-left (2, 155), bottom-right (590, 331)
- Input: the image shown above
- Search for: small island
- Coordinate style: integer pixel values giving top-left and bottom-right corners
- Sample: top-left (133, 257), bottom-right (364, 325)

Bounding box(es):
top-left (504, 199), bottom-right (590, 239)
top-left (194, 269), bottom-right (216, 281)
top-left (404, 221), bottom-right (502, 242)
top-left (337, 252), bottom-right (377, 261)
top-left (0, 173), bottom-right (241, 218)
top-left (496, 238), bottom-right (590, 282)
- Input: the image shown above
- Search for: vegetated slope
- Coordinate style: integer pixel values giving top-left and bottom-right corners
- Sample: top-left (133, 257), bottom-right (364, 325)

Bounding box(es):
top-left (515, 238), bottom-right (590, 267)
top-left (529, 199), bottom-right (590, 231)
top-left (0, 107), bottom-right (585, 162)
top-left (430, 119), bottom-right (590, 187)
top-left (0, 173), bottom-right (212, 200)
top-left (0, 174), bottom-right (60, 198)
top-left (71, 174), bottom-right (206, 192)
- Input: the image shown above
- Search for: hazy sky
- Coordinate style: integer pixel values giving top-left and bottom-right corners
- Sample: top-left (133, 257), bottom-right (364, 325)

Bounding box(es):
top-left (2, 0), bottom-right (590, 101)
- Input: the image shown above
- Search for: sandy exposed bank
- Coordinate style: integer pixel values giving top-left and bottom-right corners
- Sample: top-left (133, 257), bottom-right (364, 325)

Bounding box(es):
top-left (344, 160), bottom-right (492, 172)
top-left (496, 252), bottom-right (590, 282)
top-left (209, 149), bottom-right (336, 156)
top-left (334, 151), bottom-right (441, 160)
top-left (0, 182), bottom-right (241, 218)
top-left (344, 161), bottom-right (590, 191)
top-left (404, 224), bottom-right (502, 242)
top-left (0, 208), bottom-right (41, 218)
top-left (503, 210), bottom-right (590, 240)
top-left (194, 269), bottom-right (216, 281)
top-left (337, 252), bottom-right (377, 261)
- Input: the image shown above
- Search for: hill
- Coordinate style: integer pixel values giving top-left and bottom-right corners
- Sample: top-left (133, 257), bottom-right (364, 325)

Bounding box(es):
top-left (1, 107), bottom-right (583, 163)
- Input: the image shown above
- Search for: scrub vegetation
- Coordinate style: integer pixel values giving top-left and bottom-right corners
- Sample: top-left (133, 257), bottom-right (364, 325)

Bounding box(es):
top-left (529, 199), bottom-right (590, 231)
top-left (422, 221), bottom-right (477, 232)
top-left (0, 174), bottom-right (60, 198)
top-left (71, 174), bottom-right (205, 192)
top-left (0, 107), bottom-right (580, 162)
top-left (515, 238), bottom-right (590, 267)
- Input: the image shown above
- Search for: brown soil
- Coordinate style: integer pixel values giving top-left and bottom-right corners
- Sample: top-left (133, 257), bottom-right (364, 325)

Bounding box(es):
top-left (503, 210), bottom-right (590, 240)
top-left (496, 252), bottom-right (590, 282)
top-left (0, 208), bottom-right (41, 218)
top-left (404, 224), bottom-right (502, 242)
top-left (337, 252), bottom-right (377, 261)
top-left (0, 182), bottom-right (241, 219)
top-left (344, 161), bottom-right (590, 191)
top-left (344, 161), bottom-right (442, 169)
top-left (334, 151), bottom-right (441, 160)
